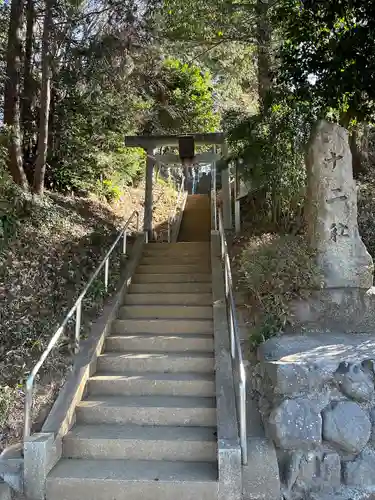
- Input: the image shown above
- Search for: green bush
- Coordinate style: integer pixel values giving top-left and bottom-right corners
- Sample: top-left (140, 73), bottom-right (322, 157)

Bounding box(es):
top-left (358, 177), bottom-right (375, 259)
top-left (239, 233), bottom-right (323, 346)
top-left (0, 386), bottom-right (14, 428)
top-left (95, 179), bottom-right (122, 203)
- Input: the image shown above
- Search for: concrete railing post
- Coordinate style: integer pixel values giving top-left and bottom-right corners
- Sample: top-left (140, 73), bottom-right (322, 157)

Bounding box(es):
top-left (24, 433), bottom-right (61, 500)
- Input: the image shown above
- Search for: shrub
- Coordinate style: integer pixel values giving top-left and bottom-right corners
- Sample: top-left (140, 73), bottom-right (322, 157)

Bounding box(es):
top-left (227, 91), bottom-right (314, 232)
top-left (0, 386), bottom-right (14, 428)
top-left (95, 179), bottom-right (122, 203)
top-left (358, 176), bottom-right (375, 259)
top-left (239, 233), bottom-right (323, 346)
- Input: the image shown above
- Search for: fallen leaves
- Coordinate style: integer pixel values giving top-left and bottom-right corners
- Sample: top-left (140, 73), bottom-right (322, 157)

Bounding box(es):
top-left (0, 180), bottom-right (176, 451)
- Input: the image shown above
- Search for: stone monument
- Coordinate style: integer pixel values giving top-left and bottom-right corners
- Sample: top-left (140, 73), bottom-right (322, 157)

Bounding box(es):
top-left (289, 119), bottom-right (375, 334)
top-left (305, 120), bottom-right (373, 289)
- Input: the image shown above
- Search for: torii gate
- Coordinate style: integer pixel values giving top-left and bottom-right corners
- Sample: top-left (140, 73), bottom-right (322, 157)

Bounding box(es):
top-left (124, 133), bottom-right (233, 238)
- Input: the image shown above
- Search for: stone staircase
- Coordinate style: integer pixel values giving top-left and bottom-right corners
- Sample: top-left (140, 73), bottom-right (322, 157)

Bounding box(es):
top-left (178, 194), bottom-right (211, 242)
top-left (46, 241), bottom-right (218, 500)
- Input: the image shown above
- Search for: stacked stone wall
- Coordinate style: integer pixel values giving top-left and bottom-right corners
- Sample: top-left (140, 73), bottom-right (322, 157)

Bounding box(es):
top-left (253, 335), bottom-right (375, 499)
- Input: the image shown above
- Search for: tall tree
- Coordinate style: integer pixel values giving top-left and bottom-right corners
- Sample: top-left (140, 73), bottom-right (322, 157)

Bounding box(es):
top-left (0, 4), bottom-right (10, 116)
top-left (278, 0), bottom-right (375, 120)
top-left (3, 0), bottom-right (29, 189)
top-left (276, 0), bottom-right (375, 175)
top-left (256, 0), bottom-right (272, 107)
top-left (21, 0), bottom-right (36, 162)
top-left (33, 0), bottom-right (53, 195)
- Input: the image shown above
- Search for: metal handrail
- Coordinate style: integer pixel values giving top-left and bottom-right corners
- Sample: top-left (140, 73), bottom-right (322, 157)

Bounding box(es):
top-left (168, 176), bottom-right (185, 243)
top-left (24, 210), bottom-right (140, 439)
top-left (217, 208), bottom-right (247, 465)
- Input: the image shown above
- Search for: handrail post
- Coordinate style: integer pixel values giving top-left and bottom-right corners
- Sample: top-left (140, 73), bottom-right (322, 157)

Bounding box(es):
top-left (240, 379), bottom-right (248, 465)
top-left (167, 176), bottom-right (185, 244)
top-left (75, 300), bottom-right (82, 353)
top-left (104, 258), bottom-right (109, 292)
top-left (24, 379), bottom-right (32, 439)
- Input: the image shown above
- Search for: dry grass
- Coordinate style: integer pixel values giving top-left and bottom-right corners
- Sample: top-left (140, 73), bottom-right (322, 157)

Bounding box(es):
top-left (230, 226), bottom-right (322, 349)
top-left (0, 180), bottom-right (176, 452)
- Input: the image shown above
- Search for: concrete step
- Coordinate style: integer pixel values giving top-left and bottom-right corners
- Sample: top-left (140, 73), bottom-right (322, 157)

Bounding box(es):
top-left (118, 305), bottom-right (212, 320)
top-left (129, 283), bottom-right (212, 294)
top-left (88, 372), bottom-right (216, 397)
top-left (136, 265), bottom-right (210, 275)
top-left (146, 243), bottom-right (210, 249)
top-left (105, 333), bottom-right (214, 353)
top-left (112, 319), bottom-right (213, 335)
top-left (97, 352), bottom-right (214, 373)
top-left (143, 247), bottom-right (210, 256)
top-left (142, 251), bottom-right (211, 259)
top-left (124, 293), bottom-right (212, 305)
top-left (76, 395), bottom-right (216, 426)
top-left (63, 424), bottom-right (217, 462)
top-left (140, 257), bottom-right (210, 266)
top-left (132, 273), bottom-right (211, 283)
top-left (47, 459), bottom-right (218, 500)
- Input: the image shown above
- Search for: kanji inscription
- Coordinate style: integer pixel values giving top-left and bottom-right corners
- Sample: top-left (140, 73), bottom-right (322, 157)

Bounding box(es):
top-left (324, 151), bottom-right (344, 170)
top-left (330, 223), bottom-right (349, 242)
top-left (326, 188), bottom-right (348, 204)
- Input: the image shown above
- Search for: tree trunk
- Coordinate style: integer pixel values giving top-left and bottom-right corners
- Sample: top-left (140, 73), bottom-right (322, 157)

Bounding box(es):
top-left (22, 0), bottom-right (36, 163)
top-left (33, 0), bottom-right (53, 196)
top-left (256, 0), bottom-right (272, 108)
top-left (349, 127), bottom-right (364, 178)
top-left (339, 111), bottom-right (364, 178)
top-left (4, 0), bottom-right (29, 190)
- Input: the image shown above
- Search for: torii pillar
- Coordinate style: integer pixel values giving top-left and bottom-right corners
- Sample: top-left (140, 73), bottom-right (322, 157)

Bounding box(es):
top-left (144, 147), bottom-right (154, 239)
top-left (221, 142), bottom-right (232, 230)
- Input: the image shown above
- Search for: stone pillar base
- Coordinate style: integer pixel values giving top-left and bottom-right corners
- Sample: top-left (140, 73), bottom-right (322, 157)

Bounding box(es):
top-left (287, 287), bottom-right (375, 334)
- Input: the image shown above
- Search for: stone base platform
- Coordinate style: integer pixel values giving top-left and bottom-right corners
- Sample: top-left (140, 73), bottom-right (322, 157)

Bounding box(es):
top-left (251, 333), bottom-right (375, 500)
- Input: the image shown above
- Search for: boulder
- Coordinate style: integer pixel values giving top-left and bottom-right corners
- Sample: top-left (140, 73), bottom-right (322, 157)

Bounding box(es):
top-left (343, 447), bottom-right (375, 487)
top-left (322, 401), bottom-right (371, 453)
top-left (268, 399), bottom-right (322, 450)
top-left (334, 361), bottom-right (374, 402)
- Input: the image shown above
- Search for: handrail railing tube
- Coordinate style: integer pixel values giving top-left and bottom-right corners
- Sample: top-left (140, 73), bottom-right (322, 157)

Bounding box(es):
top-left (122, 230), bottom-right (127, 254)
top-left (74, 299), bottom-right (82, 353)
top-left (168, 176), bottom-right (185, 243)
top-left (24, 210), bottom-right (140, 439)
top-left (104, 258), bottom-right (109, 291)
top-left (217, 207), bottom-right (248, 465)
